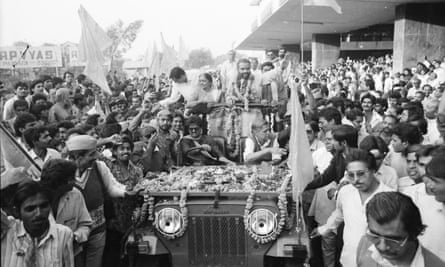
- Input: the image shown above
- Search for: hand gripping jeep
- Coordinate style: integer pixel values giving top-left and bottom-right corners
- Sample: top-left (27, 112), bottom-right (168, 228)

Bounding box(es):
top-left (126, 165), bottom-right (309, 267)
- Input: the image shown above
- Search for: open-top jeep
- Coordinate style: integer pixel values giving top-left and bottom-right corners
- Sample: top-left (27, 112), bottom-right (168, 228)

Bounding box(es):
top-left (126, 165), bottom-right (309, 267)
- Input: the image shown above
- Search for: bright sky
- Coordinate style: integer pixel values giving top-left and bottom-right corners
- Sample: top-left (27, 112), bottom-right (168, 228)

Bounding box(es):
top-left (0, 0), bottom-right (258, 60)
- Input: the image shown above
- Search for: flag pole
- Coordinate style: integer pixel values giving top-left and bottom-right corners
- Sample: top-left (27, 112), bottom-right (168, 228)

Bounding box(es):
top-left (300, 0), bottom-right (304, 65)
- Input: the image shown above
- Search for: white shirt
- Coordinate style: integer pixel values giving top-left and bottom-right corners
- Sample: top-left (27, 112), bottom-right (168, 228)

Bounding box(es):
top-left (2, 95), bottom-right (30, 121)
top-left (362, 111), bottom-right (383, 133)
top-left (402, 183), bottom-right (445, 262)
top-left (398, 176), bottom-right (416, 193)
top-left (27, 148), bottom-right (61, 169)
top-left (369, 243), bottom-right (425, 267)
top-left (243, 137), bottom-right (279, 162)
top-left (407, 87), bottom-right (420, 98)
top-left (423, 118), bottom-right (441, 145)
top-left (159, 82), bottom-right (198, 107)
top-left (219, 60), bottom-right (237, 90)
top-left (312, 146), bottom-right (333, 174)
top-left (318, 182), bottom-right (393, 267)
top-left (376, 165), bottom-right (398, 190)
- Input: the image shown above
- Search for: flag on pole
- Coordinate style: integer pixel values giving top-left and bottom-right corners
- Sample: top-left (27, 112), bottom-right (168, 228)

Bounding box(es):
top-left (78, 5), bottom-right (112, 95)
top-left (288, 87), bottom-right (314, 201)
top-left (160, 32), bottom-right (179, 74)
top-left (304, 0), bottom-right (342, 14)
top-left (0, 123), bottom-right (40, 177)
top-left (178, 36), bottom-right (189, 67)
top-left (148, 42), bottom-right (162, 77)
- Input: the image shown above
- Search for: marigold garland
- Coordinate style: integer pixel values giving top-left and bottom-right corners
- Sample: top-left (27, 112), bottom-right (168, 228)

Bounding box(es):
top-left (244, 175), bottom-right (290, 244)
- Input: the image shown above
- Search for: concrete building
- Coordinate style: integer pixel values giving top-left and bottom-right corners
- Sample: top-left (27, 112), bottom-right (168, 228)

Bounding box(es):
top-left (236, 0), bottom-right (445, 71)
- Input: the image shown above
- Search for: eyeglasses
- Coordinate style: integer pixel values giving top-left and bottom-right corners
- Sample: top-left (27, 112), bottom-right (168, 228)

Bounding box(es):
top-left (346, 170), bottom-right (369, 180)
top-left (366, 229), bottom-right (409, 248)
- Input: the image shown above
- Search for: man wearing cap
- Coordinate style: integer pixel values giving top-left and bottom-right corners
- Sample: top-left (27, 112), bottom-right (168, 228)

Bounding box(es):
top-left (66, 135), bottom-right (143, 267)
top-left (141, 110), bottom-right (177, 173)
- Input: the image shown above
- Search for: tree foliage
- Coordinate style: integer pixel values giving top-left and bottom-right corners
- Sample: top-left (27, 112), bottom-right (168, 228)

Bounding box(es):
top-left (185, 48), bottom-right (214, 69)
top-left (106, 19), bottom-right (143, 60)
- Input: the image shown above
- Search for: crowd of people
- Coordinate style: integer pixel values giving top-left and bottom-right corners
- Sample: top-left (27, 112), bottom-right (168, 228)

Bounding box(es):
top-left (1, 48), bottom-right (445, 267)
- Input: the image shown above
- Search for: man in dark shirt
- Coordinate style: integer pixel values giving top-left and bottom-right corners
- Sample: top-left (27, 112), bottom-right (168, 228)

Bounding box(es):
top-left (305, 125), bottom-right (358, 191)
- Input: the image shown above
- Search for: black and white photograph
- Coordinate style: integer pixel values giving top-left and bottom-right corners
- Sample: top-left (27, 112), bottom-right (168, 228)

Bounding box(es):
top-left (1, 0), bottom-right (445, 266)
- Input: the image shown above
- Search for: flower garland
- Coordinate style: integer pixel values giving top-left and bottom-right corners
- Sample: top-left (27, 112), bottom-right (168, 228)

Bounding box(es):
top-left (244, 175), bottom-right (290, 244)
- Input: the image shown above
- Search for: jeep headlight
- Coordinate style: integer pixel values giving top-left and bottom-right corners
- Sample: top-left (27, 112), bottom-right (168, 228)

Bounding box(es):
top-left (247, 209), bottom-right (277, 236)
top-left (155, 208), bottom-right (183, 236)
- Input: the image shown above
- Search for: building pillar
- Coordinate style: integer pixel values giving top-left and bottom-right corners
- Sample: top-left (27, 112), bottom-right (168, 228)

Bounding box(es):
top-left (311, 34), bottom-right (340, 70)
top-left (393, 2), bottom-right (445, 72)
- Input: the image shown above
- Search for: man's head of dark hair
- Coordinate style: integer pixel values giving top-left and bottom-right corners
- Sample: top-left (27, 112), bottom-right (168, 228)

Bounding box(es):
top-left (359, 135), bottom-right (389, 156)
top-left (327, 97), bottom-right (346, 114)
top-left (332, 124), bottom-right (358, 148)
top-left (41, 159), bottom-right (77, 190)
top-left (31, 93), bottom-right (47, 104)
top-left (76, 74), bottom-right (87, 84)
top-left (345, 148), bottom-right (377, 170)
top-left (187, 115), bottom-right (203, 129)
top-left (13, 99), bottom-right (29, 112)
top-left (402, 102), bottom-right (424, 122)
top-left (366, 192), bottom-right (425, 240)
top-left (57, 121), bottom-right (75, 131)
top-left (14, 81), bottom-right (28, 90)
top-left (13, 181), bottom-right (52, 216)
top-left (169, 67), bottom-right (186, 81)
top-left (23, 125), bottom-right (48, 149)
top-left (13, 112), bottom-right (36, 137)
top-left (426, 153), bottom-right (445, 181)
top-left (319, 107), bottom-right (342, 125)
top-left (392, 123), bottom-right (422, 146)
top-left (361, 93), bottom-right (376, 105)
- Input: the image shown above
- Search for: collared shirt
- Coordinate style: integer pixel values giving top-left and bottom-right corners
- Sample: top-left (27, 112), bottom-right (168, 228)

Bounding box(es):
top-left (2, 95), bottom-right (30, 121)
top-left (362, 110), bottom-right (383, 133)
top-left (402, 183), bottom-right (445, 262)
top-left (75, 160), bottom-right (126, 198)
top-left (1, 218), bottom-right (74, 267)
top-left (318, 182), bottom-right (393, 267)
top-left (27, 148), bottom-right (61, 169)
top-left (398, 176), bottom-right (416, 193)
top-left (368, 243), bottom-right (424, 267)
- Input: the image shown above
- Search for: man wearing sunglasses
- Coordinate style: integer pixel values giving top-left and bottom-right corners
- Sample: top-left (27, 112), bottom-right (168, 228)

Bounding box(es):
top-left (311, 149), bottom-right (393, 267)
top-left (357, 191), bottom-right (444, 266)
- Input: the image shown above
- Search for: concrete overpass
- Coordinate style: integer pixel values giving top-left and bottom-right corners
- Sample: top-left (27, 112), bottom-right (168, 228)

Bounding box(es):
top-left (236, 0), bottom-right (445, 71)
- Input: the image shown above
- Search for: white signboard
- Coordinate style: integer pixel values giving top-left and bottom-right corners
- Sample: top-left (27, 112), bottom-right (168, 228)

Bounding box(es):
top-left (0, 46), bottom-right (63, 69)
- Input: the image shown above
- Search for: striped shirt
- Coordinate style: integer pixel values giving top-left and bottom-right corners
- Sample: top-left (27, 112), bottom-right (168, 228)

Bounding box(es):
top-left (1, 218), bottom-right (74, 267)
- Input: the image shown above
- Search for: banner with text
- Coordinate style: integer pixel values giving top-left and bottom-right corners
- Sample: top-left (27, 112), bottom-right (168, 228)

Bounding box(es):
top-left (0, 46), bottom-right (63, 69)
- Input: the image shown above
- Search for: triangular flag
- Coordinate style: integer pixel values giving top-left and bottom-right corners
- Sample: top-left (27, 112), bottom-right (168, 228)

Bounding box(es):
top-left (304, 0), bottom-right (342, 14)
top-left (160, 32), bottom-right (179, 74)
top-left (178, 36), bottom-right (189, 67)
top-left (78, 5), bottom-right (112, 95)
top-left (0, 123), bottom-right (41, 175)
top-left (288, 86), bottom-right (314, 201)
